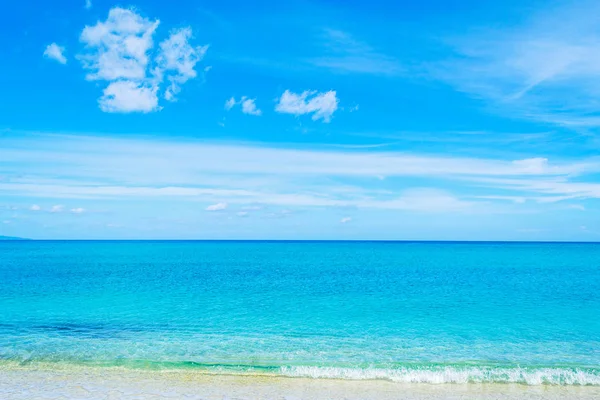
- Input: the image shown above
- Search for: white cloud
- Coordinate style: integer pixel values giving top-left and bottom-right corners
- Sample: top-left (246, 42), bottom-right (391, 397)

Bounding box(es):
top-left (85, 0), bottom-right (92, 9)
top-left (1, 135), bottom-right (594, 180)
top-left (99, 81), bottom-right (160, 113)
top-left (340, 217), bottom-right (352, 223)
top-left (237, 211), bottom-right (249, 217)
top-left (206, 202), bottom-right (227, 211)
top-left (224, 97), bottom-right (236, 110)
top-left (225, 96), bottom-right (262, 116)
top-left (79, 8), bottom-right (159, 81)
top-left (3, 134), bottom-right (600, 214)
top-left (71, 207), bottom-right (85, 214)
top-left (241, 98), bottom-right (261, 116)
top-left (51, 205), bottom-right (64, 213)
top-left (155, 27), bottom-right (208, 101)
top-left (275, 90), bottom-right (339, 122)
top-left (78, 7), bottom-right (206, 112)
top-left (43, 43), bottom-right (67, 64)
top-left (567, 204), bottom-right (585, 211)
top-left (30, 205), bottom-right (41, 211)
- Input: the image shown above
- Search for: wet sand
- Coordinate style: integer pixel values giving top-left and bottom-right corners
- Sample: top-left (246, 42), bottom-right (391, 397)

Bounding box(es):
top-left (1, 366), bottom-right (599, 399)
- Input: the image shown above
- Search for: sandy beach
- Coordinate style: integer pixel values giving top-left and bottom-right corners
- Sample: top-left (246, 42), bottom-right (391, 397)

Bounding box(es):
top-left (1, 366), bottom-right (599, 400)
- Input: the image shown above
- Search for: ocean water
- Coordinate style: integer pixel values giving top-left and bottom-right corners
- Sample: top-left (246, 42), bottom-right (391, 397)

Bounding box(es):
top-left (1, 241), bottom-right (599, 386)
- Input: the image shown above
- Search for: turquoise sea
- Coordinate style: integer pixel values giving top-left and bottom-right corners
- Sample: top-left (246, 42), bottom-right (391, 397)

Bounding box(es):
top-left (1, 241), bottom-right (599, 385)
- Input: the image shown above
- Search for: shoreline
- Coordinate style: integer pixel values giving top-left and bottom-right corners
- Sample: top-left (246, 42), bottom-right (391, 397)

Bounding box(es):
top-left (1, 360), bottom-right (599, 385)
top-left (1, 365), bottom-right (600, 399)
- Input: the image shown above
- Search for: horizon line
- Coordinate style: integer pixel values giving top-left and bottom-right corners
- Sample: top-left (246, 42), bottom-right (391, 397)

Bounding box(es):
top-left (2, 239), bottom-right (599, 244)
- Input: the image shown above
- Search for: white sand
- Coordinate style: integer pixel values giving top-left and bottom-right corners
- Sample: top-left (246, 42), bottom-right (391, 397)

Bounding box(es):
top-left (1, 366), bottom-right (599, 399)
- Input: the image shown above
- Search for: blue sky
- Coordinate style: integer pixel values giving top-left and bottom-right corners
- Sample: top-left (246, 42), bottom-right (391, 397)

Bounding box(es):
top-left (1, 0), bottom-right (599, 240)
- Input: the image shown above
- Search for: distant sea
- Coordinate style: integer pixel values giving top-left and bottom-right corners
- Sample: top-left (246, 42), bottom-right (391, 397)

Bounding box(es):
top-left (1, 241), bottom-right (599, 385)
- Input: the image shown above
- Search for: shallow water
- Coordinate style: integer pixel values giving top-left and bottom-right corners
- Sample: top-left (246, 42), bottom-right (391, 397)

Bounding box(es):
top-left (1, 241), bottom-right (599, 385)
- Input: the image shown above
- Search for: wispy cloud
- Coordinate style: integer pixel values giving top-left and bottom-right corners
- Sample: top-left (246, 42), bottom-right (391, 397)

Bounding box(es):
top-left (30, 204), bottom-right (41, 211)
top-left (50, 205), bottom-right (64, 213)
top-left (43, 43), bottom-right (67, 64)
top-left (438, 1), bottom-right (600, 129)
top-left (309, 29), bottom-right (402, 75)
top-left (469, 176), bottom-right (600, 202)
top-left (340, 217), bottom-right (352, 223)
top-left (1, 134), bottom-right (594, 178)
top-left (275, 90), bottom-right (338, 122)
top-left (1, 134), bottom-right (599, 214)
top-left (85, 0), bottom-right (91, 10)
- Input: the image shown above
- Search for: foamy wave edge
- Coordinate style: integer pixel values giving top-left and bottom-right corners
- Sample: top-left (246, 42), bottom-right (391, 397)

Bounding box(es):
top-left (2, 360), bottom-right (599, 386)
top-left (279, 366), bottom-right (600, 385)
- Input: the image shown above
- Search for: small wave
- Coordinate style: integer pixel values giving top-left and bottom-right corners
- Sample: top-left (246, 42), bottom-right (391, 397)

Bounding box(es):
top-left (279, 365), bottom-right (600, 385)
top-left (2, 358), bottom-right (599, 386)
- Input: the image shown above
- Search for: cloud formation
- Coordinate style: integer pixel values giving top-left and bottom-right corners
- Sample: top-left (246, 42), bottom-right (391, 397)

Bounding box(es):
top-left (155, 27), bottom-right (208, 101)
top-left (2, 133), bottom-right (599, 217)
top-left (44, 43), bottom-right (67, 64)
top-left (275, 90), bottom-right (338, 122)
top-left (224, 97), bottom-right (236, 110)
top-left (206, 202), bottom-right (227, 211)
top-left (79, 8), bottom-right (158, 81)
top-left (99, 81), bottom-right (159, 113)
top-left (241, 98), bottom-right (262, 116)
top-left (439, 1), bottom-right (600, 128)
top-left (78, 7), bottom-right (206, 113)
top-left (340, 217), bottom-right (352, 223)
top-left (225, 96), bottom-right (262, 116)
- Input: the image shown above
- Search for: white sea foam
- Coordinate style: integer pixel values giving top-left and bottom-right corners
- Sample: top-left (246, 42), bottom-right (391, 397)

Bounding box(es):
top-left (279, 365), bottom-right (600, 385)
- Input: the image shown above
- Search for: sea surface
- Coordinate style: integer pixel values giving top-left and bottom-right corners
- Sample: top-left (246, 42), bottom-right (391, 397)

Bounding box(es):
top-left (1, 241), bottom-right (599, 386)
